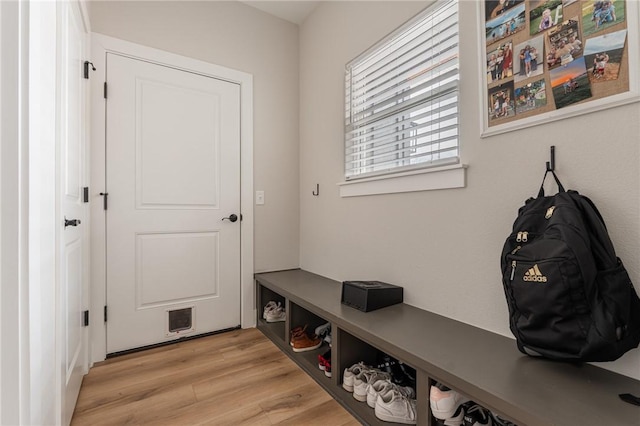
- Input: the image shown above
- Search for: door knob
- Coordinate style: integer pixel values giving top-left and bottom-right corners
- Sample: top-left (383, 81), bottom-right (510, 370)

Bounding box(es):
top-left (64, 217), bottom-right (82, 228)
top-left (222, 214), bottom-right (238, 223)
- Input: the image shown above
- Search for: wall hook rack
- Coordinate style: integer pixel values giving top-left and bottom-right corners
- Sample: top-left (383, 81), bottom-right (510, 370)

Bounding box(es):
top-left (312, 184), bottom-right (319, 196)
top-left (546, 145), bottom-right (556, 172)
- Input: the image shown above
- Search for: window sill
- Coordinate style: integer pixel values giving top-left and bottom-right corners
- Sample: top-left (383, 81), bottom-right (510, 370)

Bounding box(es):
top-left (338, 164), bottom-right (467, 197)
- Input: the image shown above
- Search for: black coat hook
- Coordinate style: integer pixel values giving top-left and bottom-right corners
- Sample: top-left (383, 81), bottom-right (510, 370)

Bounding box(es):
top-left (83, 61), bottom-right (96, 79)
top-left (312, 184), bottom-right (319, 196)
top-left (546, 145), bottom-right (555, 171)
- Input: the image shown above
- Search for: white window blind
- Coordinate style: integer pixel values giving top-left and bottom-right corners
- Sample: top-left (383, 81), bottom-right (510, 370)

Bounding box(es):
top-left (345, 0), bottom-right (459, 180)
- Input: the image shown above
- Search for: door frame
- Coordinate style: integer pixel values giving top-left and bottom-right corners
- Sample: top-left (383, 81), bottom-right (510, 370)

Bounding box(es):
top-left (1, 1), bottom-right (30, 423)
top-left (89, 34), bottom-right (254, 363)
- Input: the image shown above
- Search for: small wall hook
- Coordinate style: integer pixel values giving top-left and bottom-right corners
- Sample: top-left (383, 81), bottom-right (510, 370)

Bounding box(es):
top-left (546, 145), bottom-right (555, 172)
top-left (83, 61), bottom-right (96, 79)
top-left (312, 184), bottom-right (319, 196)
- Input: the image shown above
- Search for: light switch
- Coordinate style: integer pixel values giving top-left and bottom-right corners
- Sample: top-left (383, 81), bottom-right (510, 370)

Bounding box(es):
top-left (256, 190), bottom-right (265, 205)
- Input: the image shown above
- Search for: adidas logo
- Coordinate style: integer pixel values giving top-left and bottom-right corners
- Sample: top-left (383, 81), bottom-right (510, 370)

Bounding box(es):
top-left (523, 264), bottom-right (548, 282)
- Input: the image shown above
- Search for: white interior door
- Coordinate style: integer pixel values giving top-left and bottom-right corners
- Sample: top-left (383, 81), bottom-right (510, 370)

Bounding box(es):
top-left (105, 53), bottom-right (241, 354)
top-left (58, 1), bottom-right (88, 424)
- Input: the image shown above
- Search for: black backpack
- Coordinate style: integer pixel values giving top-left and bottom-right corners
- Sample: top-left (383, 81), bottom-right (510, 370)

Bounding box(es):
top-left (500, 169), bottom-right (640, 362)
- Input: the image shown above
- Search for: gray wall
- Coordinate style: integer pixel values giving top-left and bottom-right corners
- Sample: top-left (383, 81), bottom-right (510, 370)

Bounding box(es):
top-left (89, 1), bottom-right (301, 272)
top-left (299, 1), bottom-right (640, 379)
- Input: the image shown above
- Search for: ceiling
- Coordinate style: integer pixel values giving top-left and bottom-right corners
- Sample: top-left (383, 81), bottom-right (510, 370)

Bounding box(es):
top-left (238, 1), bottom-right (321, 25)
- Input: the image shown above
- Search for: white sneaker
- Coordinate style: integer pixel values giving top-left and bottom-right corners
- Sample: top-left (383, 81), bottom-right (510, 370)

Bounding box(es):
top-left (374, 388), bottom-right (417, 425)
top-left (262, 301), bottom-right (277, 320)
top-left (264, 302), bottom-right (285, 323)
top-left (353, 369), bottom-right (391, 402)
top-left (366, 379), bottom-right (415, 408)
top-left (430, 385), bottom-right (470, 420)
top-left (440, 404), bottom-right (465, 426)
top-left (342, 362), bottom-right (368, 392)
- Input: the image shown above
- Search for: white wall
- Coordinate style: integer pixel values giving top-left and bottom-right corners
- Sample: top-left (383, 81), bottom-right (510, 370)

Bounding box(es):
top-left (89, 1), bottom-right (301, 272)
top-left (299, 1), bottom-right (640, 380)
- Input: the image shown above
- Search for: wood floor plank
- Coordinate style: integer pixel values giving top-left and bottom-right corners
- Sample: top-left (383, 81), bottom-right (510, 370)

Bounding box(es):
top-left (72, 328), bottom-right (357, 426)
top-left (260, 381), bottom-right (335, 424)
top-left (272, 399), bottom-right (361, 426)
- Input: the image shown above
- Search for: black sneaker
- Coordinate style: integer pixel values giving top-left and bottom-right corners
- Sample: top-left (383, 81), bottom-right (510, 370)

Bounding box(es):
top-left (489, 412), bottom-right (518, 426)
top-left (375, 352), bottom-right (398, 372)
top-left (463, 404), bottom-right (495, 426)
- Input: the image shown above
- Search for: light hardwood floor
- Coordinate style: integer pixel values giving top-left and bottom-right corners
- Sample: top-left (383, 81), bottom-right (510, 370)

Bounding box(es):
top-left (72, 328), bottom-right (359, 425)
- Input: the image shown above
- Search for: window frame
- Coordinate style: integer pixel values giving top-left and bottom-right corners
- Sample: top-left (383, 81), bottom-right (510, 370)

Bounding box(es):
top-left (342, 0), bottom-right (464, 195)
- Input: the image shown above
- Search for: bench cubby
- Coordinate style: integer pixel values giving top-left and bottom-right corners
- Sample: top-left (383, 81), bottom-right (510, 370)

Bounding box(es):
top-left (256, 282), bottom-right (287, 344)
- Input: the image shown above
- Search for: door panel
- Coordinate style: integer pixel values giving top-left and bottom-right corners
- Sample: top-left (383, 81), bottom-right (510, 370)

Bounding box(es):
top-left (106, 54), bottom-right (241, 354)
top-left (136, 232), bottom-right (220, 307)
top-left (136, 79), bottom-right (221, 208)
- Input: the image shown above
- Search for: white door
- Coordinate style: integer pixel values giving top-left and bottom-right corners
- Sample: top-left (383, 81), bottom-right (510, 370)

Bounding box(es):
top-left (105, 53), bottom-right (241, 354)
top-left (58, 1), bottom-right (88, 424)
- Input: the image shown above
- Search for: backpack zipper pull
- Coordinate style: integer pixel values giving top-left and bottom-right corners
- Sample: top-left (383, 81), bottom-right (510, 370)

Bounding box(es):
top-left (522, 231), bottom-right (528, 242)
top-left (510, 261), bottom-right (516, 281)
top-left (516, 232), bottom-right (522, 242)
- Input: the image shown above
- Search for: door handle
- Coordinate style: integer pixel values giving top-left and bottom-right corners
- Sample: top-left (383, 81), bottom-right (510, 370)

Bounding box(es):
top-left (222, 214), bottom-right (238, 223)
top-left (64, 217), bottom-right (82, 228)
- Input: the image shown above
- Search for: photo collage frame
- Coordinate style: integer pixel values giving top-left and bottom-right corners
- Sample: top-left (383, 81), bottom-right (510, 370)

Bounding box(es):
top-left (482, 0), bottom-right (632, 130)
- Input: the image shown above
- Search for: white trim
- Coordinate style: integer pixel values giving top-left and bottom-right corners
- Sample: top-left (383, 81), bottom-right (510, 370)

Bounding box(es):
top-left (89, 34), bottom-right (254, 363)
top-left (338, 164), bottom-right (466, 197)
top-left (477, 0), bottom-right (640, 138)
top-left (1, 1), bottom-right (30, 423)
top-left (77, 0), bottom-right (91, 33)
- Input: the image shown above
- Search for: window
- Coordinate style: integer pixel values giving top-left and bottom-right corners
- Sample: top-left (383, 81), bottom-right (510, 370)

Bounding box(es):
top-left (345, 0), bottom-right (459, 180)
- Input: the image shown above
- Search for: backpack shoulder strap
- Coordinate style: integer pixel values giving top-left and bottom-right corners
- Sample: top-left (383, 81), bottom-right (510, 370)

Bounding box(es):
top-left (538, 170), bottom-right (565, 197)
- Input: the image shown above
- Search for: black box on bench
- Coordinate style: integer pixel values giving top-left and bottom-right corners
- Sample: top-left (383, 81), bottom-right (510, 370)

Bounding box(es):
top-left (341, 281), bottom-right (403, 312)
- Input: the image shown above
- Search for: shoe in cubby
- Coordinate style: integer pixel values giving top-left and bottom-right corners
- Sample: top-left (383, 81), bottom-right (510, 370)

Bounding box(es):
top-left (376, 352), bottom-right (416, 388)
top-left (290, 325), bottom-right (323, 353)
top-left (314, 322), bottom-right (330, 337)
top-left (430, 383), bottom-right (470, 420)
top-left (490, 412), bottom-right (518, 426)
top-left (463, 403), bottom-right (496, 426)
top-left (353, 368), bottom-right (391, 402)
top-left (342, 362), bottom-right (369, 393)
top-left (318, 349), bottom-right (332, 377)
top-left (374, 387), bottom-right (418, 425)
top-left (263, 301), bottom-right (285, 323)
top-left (367, 378), bottom-right (415, 409)
top-left (433, 404), bottom-right (465, 426)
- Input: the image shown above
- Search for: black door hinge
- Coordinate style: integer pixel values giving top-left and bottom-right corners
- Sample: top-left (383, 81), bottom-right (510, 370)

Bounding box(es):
top-left (103, 82), bottom-right (107, 99)
top-left (104, 305), bottom-right (108, 323)
top-left (99, 192), bottom-right (108, 210)
top-left (83, 310), bottom-right (89, 327)
top-left (83, 187), bottom-right (89, 203)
